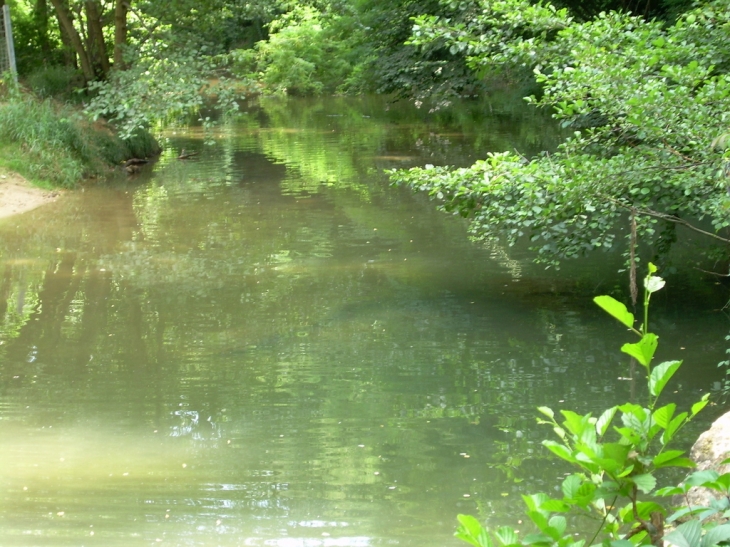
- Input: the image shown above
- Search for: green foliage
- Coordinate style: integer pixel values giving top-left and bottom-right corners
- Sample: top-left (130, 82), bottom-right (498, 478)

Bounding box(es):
top-left (391, 0), bottom-right (730, 267)
top-left (85, 46), bottom-right (243, 140)
top-left (25, 66), bottom-right (84, 102)
top-left (0, 82), bottom-right (159, 187)
top-left (233, 6), bottom-right (363, 96)
top-left (454, 266), bottom-right (726, 547)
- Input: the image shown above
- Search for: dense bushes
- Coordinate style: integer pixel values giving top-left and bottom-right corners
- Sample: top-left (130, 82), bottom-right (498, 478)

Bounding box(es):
top-left (231, 6), bottom-right (366, 96)
top-left (0, 79), bottom-right (159, 188)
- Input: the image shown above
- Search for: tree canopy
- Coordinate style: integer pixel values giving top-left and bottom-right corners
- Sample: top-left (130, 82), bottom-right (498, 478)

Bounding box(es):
top-left (5, 0), bottom-right (730, 274)
top-left (390, 0), bottom-right (730, 272)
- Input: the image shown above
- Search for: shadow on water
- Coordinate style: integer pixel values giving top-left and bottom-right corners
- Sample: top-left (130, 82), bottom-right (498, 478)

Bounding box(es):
top-left (0, 95), bottom-right (728, 546)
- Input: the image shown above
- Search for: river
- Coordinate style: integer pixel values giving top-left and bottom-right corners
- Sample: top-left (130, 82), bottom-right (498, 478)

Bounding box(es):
top-left (0, 95), bottom-right (728, 547)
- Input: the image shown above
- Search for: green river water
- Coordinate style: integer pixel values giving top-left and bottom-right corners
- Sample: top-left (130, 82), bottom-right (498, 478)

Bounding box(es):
top-left (0, 95), bottom-right (728, 547)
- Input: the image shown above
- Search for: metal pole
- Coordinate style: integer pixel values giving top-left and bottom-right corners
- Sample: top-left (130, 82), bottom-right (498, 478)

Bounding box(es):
top-left (2, 5), bottom-right (17, 82)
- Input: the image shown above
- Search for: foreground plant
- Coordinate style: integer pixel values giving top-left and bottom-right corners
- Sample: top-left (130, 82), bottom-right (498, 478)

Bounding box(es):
top-left (456, 264), bottom-right (730, 547)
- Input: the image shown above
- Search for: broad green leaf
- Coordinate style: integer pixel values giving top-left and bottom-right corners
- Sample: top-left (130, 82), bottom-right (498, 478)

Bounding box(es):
top-left (664, 411), bottom-right (689, 443)
top-left (548, 516), bottom-right (566, 538)
top-left (692, 394), bottom-right (710, 416)
top-left (522, 493), bottom-right (550, 514)
top-left (542, 440), bottom-right (575, 463)
top-left (653, 450), bottom-right (686, 467)
top-left (560, 410), bottom-right (591, 436)
top-left (456, 514), bottom-right (492, 547)
top-left (715, 473), bottom-right (730, 490)
top-left (645, 275), bottom-right (666, 294)
top-left (621, 333), bottom-right (658, 368)
top-left (664, 519), bottom-right (702, 547)
top-left (654, 457), bottom-right (695, 469)
top-left (495, 526), bottom-right (518, 546)
top-left (596, 406), bottom-right (618, 436)
top-left (634, 501), bottom-right (666, 520)
top-left (537, 406), bottom-right (554, 420)
top-left (526, 509), bottom-right (549, 531)
top-left (521, 533), bottom-right (554, 545)
top-left (540, 499), bottom-right (570, 512)
top-left (633, 473), bottom-right (657, 494)
top-left (594, 295), bottom-right (634, 329)
top-left (685, 470), bottom-right (720, 487)
top-left (561, 474), bottom-right (582, 499)
top-left (653, 403), bottom-right (676, 429)
top-left (649, 360), bottom-right (682, 397)
top-left (656, 485), bottom-right (688, 496)
top-left (701, 523), bottom-right (730, 547)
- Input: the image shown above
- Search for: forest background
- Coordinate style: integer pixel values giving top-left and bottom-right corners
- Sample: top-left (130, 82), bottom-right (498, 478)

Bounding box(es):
top-left (1, 0), bottom-right (729, 274)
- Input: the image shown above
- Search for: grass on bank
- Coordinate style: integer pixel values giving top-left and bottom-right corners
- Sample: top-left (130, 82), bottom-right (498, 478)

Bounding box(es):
top-left (0, 77), bottom-right (160, 189)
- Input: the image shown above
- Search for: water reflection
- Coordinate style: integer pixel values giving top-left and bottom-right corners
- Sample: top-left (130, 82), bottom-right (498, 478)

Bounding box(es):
top-left (0, 96), bottom-right (727, 546)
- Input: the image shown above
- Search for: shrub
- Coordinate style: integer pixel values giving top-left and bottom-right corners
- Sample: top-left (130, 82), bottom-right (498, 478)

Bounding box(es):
top-left (454, 265), bottom-right (730, 547)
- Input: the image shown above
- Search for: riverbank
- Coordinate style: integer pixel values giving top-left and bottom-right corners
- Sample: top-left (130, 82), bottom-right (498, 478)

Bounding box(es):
top-left (0, 169), bottom-right (62, 219)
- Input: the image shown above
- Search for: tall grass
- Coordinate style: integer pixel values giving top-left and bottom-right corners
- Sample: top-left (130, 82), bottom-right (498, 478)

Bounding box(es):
top-left (0, 81), bottom-right (160, 188)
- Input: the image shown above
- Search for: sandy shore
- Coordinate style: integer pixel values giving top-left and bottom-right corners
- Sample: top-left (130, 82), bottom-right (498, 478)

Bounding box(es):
top-left (0, 171), bottom-right (62, 220)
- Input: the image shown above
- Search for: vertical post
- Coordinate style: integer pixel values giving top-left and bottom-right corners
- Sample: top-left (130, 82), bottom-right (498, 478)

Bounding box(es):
top-left (2, 4), bottom-right (17, 82)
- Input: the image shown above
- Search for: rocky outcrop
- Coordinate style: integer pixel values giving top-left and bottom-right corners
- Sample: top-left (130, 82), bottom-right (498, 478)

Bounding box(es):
top-left (676, 411), bottom-right (730, 512)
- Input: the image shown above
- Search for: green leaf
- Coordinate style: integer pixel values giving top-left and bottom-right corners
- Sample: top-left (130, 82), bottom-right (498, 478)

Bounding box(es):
top-left (522, 493), bottom-right (550, 515)
top-left (692, 394), bottom-right (710, 417)
top-left (633, 473), bottom-right (657, 494)
top-left (685, 470), bottom-right (720, 487)
top-left (561, 474), bottom-right (582, 499)
top-left (521, 533), bottom-right (554, 545)
top-left (596, 406), bottom-right (618, 437)
top-left (537, 406), bottom-right (554, 420)
top-left (656, 485), bottom-right (688, 497)
top-left (701, 524), bottom-right (730, 547)
top-left (645, 275), bottom-right (666, 294)
top-left (543, 440), bottom-right (576, 463)
top-left (664, 519), bottom-right (701, 547)
top-left (456, 514), bottom-right (492, 547)
top-left (594, 295), bottom-right (635, 329)
top-left (621, 333), bottom-right (658, 368)
top-left (653, 403), bottom-right (676, 429)
top-left (548, 516), bottom-right (566, 538)
top-left (653, 456), bottom-right (696, 469)
top-left (664, 411), bottom-right (689, 443)
top-left (653, 450), bottom-right (686, 467)
top-left (649, 360), bottom-right (682, 397)
top-left (495, 526), bottom-right (518, 546)
top-left (560, 410), bottom-right (591, 436)
top-left (540, 499), bottom-right (570, 512)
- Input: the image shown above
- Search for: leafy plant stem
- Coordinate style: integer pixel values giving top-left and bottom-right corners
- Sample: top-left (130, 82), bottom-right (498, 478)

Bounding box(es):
top-left (588, 494), bottom-right (619, 546)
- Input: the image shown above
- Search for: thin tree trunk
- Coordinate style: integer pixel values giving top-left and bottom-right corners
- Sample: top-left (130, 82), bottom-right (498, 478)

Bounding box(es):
top-left (49, 0), bottom-right (95, 80)
top-left (34, 0), bottom-right (53, 59)
top-left (113, 0), bottom-right (128, 68)
top-left (55, 13), bottom-right (77, 68)
top-left (85, 0), bottom-right (110, 76)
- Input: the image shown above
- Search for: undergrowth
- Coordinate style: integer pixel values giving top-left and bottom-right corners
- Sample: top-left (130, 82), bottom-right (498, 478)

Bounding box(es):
top-left (0, 76), bottom-right (159, 188)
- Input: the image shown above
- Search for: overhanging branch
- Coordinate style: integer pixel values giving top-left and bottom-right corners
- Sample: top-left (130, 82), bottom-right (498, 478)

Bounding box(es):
top-left (604, 196), bottom-right (730, 244)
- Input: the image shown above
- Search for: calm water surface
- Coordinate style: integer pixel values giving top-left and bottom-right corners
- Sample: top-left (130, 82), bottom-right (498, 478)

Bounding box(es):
top-left (0, 96), bottom-right (728, 546)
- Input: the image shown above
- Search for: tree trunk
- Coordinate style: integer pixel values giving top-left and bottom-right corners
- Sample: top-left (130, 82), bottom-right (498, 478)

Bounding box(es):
top-left (85, 0), bottom-right (110, 76)
top-left (113, 0), bottom-right (128, 68)
top-left (55, 13), bottom-right (77, 68)
top-left (34, 0), bottom-right (53, 59)
top-left (49, 0), bottom-right (95, 81)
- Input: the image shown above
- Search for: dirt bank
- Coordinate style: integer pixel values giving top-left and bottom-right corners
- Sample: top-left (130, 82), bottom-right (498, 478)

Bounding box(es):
top-left (0, 170), bottom-right (62, 220)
